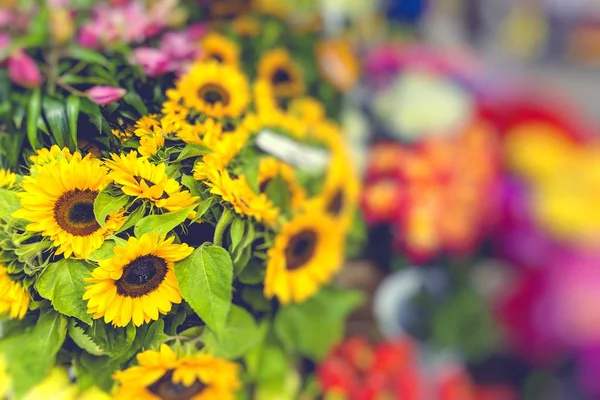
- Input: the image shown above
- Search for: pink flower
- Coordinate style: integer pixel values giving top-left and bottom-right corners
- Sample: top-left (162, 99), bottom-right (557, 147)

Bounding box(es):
top-left (132, 47), bottom-right (171, 77)
top-left (8, 50), bottom-right (42, 88)
top-left (86, 86), bottom-right (126, 105)
top-left (160, 31), bottom-right (196, 60)
top-left (186, 23), bottom-right (209, 40)
top-left (77, 25), bottom-right (100, 48)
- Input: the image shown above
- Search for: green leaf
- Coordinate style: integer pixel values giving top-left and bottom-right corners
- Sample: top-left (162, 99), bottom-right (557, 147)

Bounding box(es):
top-left (43, 96), bottom-right (69, 148)
top-left (274, 287), bottom-right (364, 360)
top-left (80, 99), bottom-right (102, 132)
top-left (88, 322), bottom-right (137, 359)
top-left (174, 244), bottom-right (233, 333)
top-left (134, 206), bottom-right (195, 237)
top-left (68, 319), bottom-right (105, 356)
top-left (123, 91), bottom-right (147, 115)
top-left (0, 188), bottom-right (22, 218)
top-left (26, 89), bottom-right (41, 149)
top-left (116, 204), bottom-right (146, 234)
top-left (66, 95), bottom-right (80, 148)
top-left (93, 189), bottom-right (128, 228)
top-left (196, 197), bottom-right (217, 221)
top-left (181, 174), bottom-right (202, 198)
top-left (176, 144), bottom-right (212, 162)
top-left (0, 310), bottom-right (67, 397)
top-left (237, 261), bottom-right (265, 285)
top-left (233, 245), bottom-right (252, 277)
top-left (74, 353), bottom-right (122, 392)
top-left (67, 46), bottom-right (111, 67)
top-left (87, 240), bottom-right (116, 262)
top-left (35, 259), bottom-right (93, 324)
top-left (265, 174), bottom-right (291, 211)
top-left (203, 305), bottom-right (261, 360)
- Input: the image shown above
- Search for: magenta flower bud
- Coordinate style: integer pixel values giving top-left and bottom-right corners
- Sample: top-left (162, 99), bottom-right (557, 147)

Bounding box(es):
top-left (86, 86), bottom-right (126, 105)
top-left (8, 50), bottom-right (42, 88)
top-left (77, 25), bottom-right (100, 49)
top-left (132, 47), bottom-right (170, 77)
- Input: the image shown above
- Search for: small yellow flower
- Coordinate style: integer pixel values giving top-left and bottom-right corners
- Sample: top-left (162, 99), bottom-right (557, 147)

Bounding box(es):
top-left (0, 265), bottom-right (29, 319)
top-left (0, 169), bottom-right (16, 188)
top-left (199, 33), bottom-right (240, 67)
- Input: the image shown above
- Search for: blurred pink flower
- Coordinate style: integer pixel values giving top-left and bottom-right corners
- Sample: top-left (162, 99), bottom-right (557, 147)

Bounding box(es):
top-left (8, 50), bottom-right (42, 88)
top-left (86, 86), bottom-right (126, 105)
top-left (186, 23), bottom-right (209, 40)
top-left (77, 1), bottom-right (173, 49)
top-left (132, 47), bottom-right (171, 77)
top-left (160, 31), bottom-right (197, 60)
top-left (0, 10), bottom-right (12, 28)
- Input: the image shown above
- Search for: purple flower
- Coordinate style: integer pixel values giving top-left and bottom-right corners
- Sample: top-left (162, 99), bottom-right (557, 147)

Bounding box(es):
top-left (132, 47), bottom-right (171, 77)
top-left (86, 86), bottom-right (126, 105)
top-left (8, 50), bottom-right (42, 88)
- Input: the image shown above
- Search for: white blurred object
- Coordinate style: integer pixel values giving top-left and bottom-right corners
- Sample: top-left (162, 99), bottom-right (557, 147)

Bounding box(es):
top-left (373, 71), bottom-right (474, 140)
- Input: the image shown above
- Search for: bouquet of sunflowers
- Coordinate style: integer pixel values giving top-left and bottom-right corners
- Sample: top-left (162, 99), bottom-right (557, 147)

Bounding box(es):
top-left (0, 1), bottom-right (362, 399)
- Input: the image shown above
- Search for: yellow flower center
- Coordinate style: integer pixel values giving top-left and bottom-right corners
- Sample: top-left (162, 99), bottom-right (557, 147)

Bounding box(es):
top-left (148, 370), bottom-right (206, 400)
top-left (115, 255), bottom-right (167, 297)
top-left (285, 229), bottom-right (318, 270)
top-left (198, 83), bottom-right (230, 106)
top-left (54, 189), bottom-right (101, 236)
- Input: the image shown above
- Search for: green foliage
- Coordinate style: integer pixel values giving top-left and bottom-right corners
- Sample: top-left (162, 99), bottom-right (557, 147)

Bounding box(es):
top-left (68, 320), bottom-right (104, 356)
top-left (203, 305), bottom-right (262, 360)
top-left (274, 287), bottom-right (364, 360)
top-left (74, 353), bottom-right (122, 392)
top-left (35, 259), bottom-right (93, 324)
top-left (0, 189), bottom-right (22, 218)
top-left (93, 188), bottom-right (129, 228)
top-left (87, 240), bottom-right (117, 262)
top-left (134, 206), bottom-right (195, 237)
top-left (0, 310), bottom-right (67, 397)
top-left (176, 144), bottom-right (212, 161)
top-left (174, 244), bottom-right (233, 333)
top-left (26, 89), bottom-right (41, 149)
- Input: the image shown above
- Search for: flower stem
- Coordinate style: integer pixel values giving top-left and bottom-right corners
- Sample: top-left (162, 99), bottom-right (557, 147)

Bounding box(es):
top-left (213, 209), bottom-right (234, 247)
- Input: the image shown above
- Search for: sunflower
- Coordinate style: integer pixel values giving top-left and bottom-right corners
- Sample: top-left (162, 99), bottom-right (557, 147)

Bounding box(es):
top-left (0, 265), bottom-right (29, 319)
top-left (113, 344), bottom-right (241, 400)
top-left (177, 62), bottom-right (249, 119)
top-left (206, 170), bottom-right (279, 225)
top-left (264, 209), bottom-right (343, 304)
top-left (162, 89), bottom-right (190, 126)
top-left (29, 145), bottom-right (74, 169)
top-left (316, 39), bottom-right (359, 93)
top-left (177, 118), bottom-right (223, 148)
top-left (84, 234), bottom-right (192, 327)
top-left (22, 368), bottom-right (77, 400)
top-left (232, 15), bottom-right (260, 37)
top-left (288, 96), bottom-right (326, 125)
top-left (111, 127), bottom-right (135, 141)
top-left (253, 79), bottom-right (282, 116)
top-left (13, 152), bottom-right (126, 259)
top-left (199, 33), bottom-right (240, 67)
top-left (258, 49), bottom-right (305, 98)
top-left (0, 169), bottom-right (16, 188)
top-left (106, 152), bottom-right (198, 212)
top-left (134, 114), bottom-right (173, 157)
top-left (258, 157), bottom-right (305, 209)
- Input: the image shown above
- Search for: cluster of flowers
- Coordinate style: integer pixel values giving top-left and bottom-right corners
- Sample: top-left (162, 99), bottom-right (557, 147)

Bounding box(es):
top-left (317, 336), bottom-right (515, 400)
top-left (0, 1), bottom-right (361, 398)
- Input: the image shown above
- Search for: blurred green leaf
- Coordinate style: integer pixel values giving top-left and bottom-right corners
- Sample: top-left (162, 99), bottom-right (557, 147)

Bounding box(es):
top-left (66, 46), bottom-right (111, 68)
top-left (26, 90), bottom-right (41, 149)
top-left (66, 95), bottom-right (80, 147)
top-left (43, 97), bottom-right (69, 148)
top-left (203, 305), bottom-right (261, 359)
top-left (123, 91), bottom-right (147, 116)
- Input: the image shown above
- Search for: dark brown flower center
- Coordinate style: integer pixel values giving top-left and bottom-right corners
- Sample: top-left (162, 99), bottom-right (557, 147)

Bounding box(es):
top-left (272, 68), bottom-right (292, 85)
top-left (259, 178), bottom-right (272, 193)
top-left (148, 370), bottom-right (206, 400)
top-left (54, 189), bottom-right (101, 236)
top-left (198, 83), bottom-right (230, 106)
top-left (285, 229), bottom-right (318, 270)
top-left (115, 255), bottom-right (167, 297)
top-left (327, 189), bottom-right (344, 216)
top-left (208, 53), bottom-right (224, 63)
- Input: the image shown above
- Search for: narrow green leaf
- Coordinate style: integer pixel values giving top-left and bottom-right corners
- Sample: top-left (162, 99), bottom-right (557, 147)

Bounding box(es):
top-left (134, 206), bottom-right (195, 237)
top-left (43, 97), bottom-right (69, 147)
top-left (176, 144), bottom-right (212, 162)
top-left (274, 287), bottom-right (364, 360)
top-left (123, 91), bottom-right (148, 116)
top-left (203, 305), bottom-right (261, 359)
top-left (66, 95), bottom-right (80, 148)
top-left (174, 244), bottom-right (233, 332)
top-left (26, 89), bottom-right (41, 149)
top-left (93, 189), bottom-right (128, 228)
top-left (196, 197), bottom-right (217, 221)
top-left (116, 204), bottom-right (146, 234)
top-left (67, 45), bottom-right (111, 67)
top-left (35, 259), bottom-right (93, 324)
top-left (80, 98), bottom-right (102, 132)
top-left (181, 174), bottom-right (202, 198)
